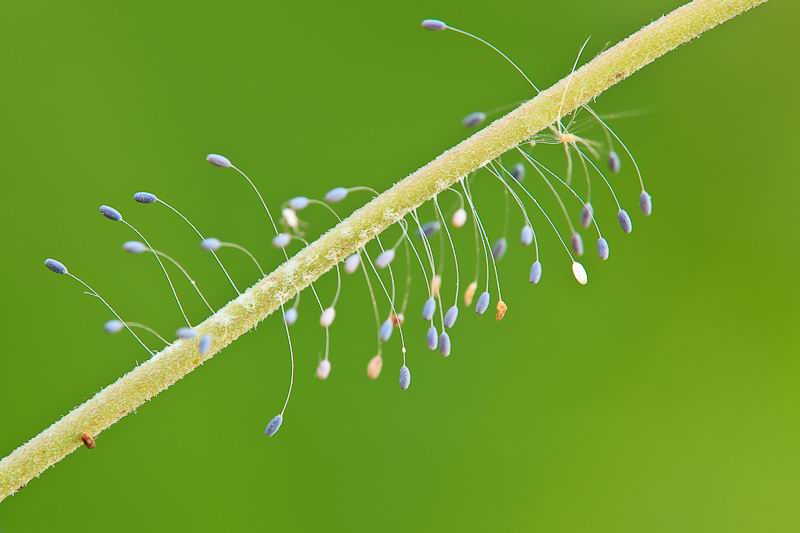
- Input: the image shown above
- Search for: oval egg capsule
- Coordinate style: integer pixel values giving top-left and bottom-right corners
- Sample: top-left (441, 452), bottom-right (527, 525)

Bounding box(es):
top-left (206, 153), bottom-right (232, 168)
top-left (618, 209), bottom-right (633, 234)
top-left (475, 291), bottom-right (491, 315)
top-left (264, 415), bottom-right (283, 437)
top-left (529, 261), bottom-right (543, 285)
top-left (399, 365), bottom-right (411, 390)
top-left (375, 249), bottom-right (396, 269)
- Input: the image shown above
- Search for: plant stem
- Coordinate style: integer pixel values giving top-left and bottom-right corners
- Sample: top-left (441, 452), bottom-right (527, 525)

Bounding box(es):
top-left (0, 0), bottom-right (766, 501)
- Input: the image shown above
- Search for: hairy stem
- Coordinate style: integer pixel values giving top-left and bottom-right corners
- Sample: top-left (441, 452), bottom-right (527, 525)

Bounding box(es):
top-left (0, 0), bottom-right (766, 501)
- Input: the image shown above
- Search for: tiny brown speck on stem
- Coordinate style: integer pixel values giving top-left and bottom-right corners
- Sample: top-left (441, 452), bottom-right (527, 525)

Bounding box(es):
top-left (80, 432), bottom-right (96, 449)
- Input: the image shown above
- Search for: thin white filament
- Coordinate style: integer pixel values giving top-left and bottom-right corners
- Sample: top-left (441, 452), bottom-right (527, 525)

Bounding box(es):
top-left (155, 198), bottom-right (241, 295)
top-left (122, 221), bottom-right (192, 327)
top-left (149, 248), bottom-right (215, 313)
top-left (69, 274), bottom-right (152, 355)
top-left (433, 196), bottom-right (460, 308)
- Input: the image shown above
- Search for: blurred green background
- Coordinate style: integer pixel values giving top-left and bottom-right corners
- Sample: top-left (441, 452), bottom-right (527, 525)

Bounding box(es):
top-left (1, 0), bottom-right (797, 531)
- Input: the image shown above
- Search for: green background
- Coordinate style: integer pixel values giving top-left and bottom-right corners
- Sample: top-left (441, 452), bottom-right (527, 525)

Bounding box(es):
top-left (1, 1), bottom-right (797, 531)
